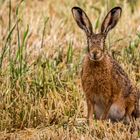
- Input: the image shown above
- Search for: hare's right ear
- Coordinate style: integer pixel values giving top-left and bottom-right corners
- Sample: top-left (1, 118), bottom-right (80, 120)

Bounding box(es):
top-left (71, 7), bottom-right (93, 36)
top-left (101, 7), bottom-right (122, 34)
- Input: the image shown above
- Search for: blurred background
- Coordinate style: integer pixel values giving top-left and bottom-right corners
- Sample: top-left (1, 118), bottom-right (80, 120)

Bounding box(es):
top-left (0, 0), bottom-right (140, 139)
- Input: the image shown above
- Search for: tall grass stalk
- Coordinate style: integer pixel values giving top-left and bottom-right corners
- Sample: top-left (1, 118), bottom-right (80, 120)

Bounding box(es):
top-left (41, 17), bottom-right (49, 48)
top-left (0, 22), bottom-right (17, 70)
top-left (0, 1), bottom-right (140, 139)
top-left (8, 0), bottom-right (11, 61)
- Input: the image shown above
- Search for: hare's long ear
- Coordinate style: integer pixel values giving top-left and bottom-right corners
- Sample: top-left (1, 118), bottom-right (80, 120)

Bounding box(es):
top-left (101, 7), bottom-right (122, 34)
top-left (72, 7), bottom-right (93, 36)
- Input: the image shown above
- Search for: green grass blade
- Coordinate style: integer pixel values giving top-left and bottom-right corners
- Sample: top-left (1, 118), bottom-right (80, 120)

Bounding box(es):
top-left (0, 21), bottom-right (18, 70)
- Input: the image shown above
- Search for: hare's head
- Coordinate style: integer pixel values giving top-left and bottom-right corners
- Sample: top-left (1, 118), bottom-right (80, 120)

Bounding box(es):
top-left (72, 7), bottom-right (122, 61)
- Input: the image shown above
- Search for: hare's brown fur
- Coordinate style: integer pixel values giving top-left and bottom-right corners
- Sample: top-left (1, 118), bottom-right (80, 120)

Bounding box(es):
top-left (82, 51), bottom-right (139, 121)
top-left (72, 6), bottom-right (140, 124)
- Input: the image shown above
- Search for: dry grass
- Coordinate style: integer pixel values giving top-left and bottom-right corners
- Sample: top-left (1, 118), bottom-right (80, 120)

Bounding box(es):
top-left (0, 120), bottom-right (140, 140)
top-left (0, 0), bottom-right (140, 139)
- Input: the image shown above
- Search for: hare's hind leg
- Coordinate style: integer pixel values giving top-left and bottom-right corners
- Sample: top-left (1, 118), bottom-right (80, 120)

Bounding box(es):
top-left (108, 99), bottom-right (125, 122)
top-left (124, 103), bottom-right (135, 124)
top-left (124, 94), bottom-right (137, 124)
top-left (123, 108), bottom-right (134, 124)
top-left (132, 98), bottom-right (140, 118)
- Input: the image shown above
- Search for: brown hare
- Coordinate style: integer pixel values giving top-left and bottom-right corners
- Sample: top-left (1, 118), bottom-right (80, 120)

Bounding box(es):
top-left (71, 6), bottom-right (140, 125)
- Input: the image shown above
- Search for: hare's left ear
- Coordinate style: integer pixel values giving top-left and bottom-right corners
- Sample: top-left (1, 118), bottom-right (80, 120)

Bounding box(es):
top-left (101, 7), bottom-right (122, 34)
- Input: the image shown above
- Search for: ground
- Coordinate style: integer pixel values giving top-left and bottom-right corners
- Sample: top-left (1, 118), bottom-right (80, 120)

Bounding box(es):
top-left (0, 0), bottom-right (140, 139)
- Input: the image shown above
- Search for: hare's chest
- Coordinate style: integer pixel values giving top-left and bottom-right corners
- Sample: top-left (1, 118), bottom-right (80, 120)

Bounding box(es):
top-left (81, 67), bottom-right (111, 95)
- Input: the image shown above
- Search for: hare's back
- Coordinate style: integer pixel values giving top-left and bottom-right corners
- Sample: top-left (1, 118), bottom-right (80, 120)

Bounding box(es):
top-left (111, 58), bottom-right (132, 97)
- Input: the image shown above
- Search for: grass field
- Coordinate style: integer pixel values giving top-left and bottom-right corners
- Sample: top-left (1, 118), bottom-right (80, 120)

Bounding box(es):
top-left (0, 0), bottom-right (140, 139)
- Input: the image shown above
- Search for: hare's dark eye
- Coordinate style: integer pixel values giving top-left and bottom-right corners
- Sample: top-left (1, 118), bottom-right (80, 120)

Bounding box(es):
top-left (100, 41), bottom-right (104, 49)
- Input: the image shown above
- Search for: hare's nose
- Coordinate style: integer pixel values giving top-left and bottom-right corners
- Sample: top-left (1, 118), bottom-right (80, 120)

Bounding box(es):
top-left (90, 50), bottom-right (102, 61)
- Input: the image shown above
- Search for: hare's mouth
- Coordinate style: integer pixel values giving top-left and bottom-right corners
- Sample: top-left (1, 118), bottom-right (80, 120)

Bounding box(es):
top-left (88, 52), bottom-right (104, 61)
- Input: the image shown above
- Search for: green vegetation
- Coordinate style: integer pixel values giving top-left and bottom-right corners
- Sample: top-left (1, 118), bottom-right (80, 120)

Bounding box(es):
top-left (0, 0), bottom-right (140, 139)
